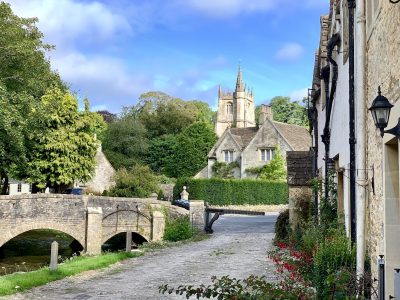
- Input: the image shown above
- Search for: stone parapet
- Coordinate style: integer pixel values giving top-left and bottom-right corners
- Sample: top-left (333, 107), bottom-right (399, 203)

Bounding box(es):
top-left (189, 200), bottom-right (205, 230)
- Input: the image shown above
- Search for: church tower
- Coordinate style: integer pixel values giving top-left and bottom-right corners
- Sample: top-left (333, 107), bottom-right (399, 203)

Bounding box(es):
top-left (215, 64), bottom-right (255, 137)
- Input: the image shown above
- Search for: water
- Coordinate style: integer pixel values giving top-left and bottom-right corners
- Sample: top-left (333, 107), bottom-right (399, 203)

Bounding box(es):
top-left (0, 230), bottom-right (82, 276)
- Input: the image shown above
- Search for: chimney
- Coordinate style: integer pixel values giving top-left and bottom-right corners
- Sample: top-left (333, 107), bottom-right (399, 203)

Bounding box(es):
top-left (259, 104), bottom-right (273, 124)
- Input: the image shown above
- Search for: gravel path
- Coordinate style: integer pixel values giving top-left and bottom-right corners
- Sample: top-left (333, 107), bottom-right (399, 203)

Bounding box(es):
top-left (5, 214), bottom-right (278, 300)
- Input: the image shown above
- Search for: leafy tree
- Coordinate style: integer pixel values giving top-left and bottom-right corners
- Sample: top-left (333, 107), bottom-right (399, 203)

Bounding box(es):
top-left (169, 122), bottom-right (217, 178)
top-left (269, 96), bottom-right (307, 126)
top-left (135, 91), bottom-right (213, 138)
top-left (106, 164), bottom-right (159, 198)
top-left (25, 87), bottom-right (100, 190)
top-left (0, 84), bottom-right (34, 193)
top-left (145, 134), bottom-right (177, 175)
top-left (102, 111), bottom-right (148, 169)
top-left (96, 110), bottom-right (116, 123)
top-left (0, 2), bottom-right (64, 97)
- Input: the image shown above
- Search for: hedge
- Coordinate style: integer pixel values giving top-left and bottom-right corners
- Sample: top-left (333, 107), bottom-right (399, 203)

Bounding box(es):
top-left (173, 178), bottom-right (288, 206)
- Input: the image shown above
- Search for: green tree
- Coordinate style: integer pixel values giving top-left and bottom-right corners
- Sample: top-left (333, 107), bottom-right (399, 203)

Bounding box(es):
top-left (0, 84), bottom-right (34, 193)
top-left (169, 122), bottom-right (217, 178)
top-left (25, 87), bottom-right (100, 190)
top-left (102, 110), bottom-right (148, 170)
top-left (106, 164), bottom-right (159, 198)
top-left (136, 91), bottom-right (212, 138)
top-left (0, 2), bottom-right (64, 97)
top-left (190, 100), bottom-right (215, 124)
top-left (269, 96), bottom-right (308, 126)
top-left (258, 147), bottom-right (287, 181)
top-left (145, 134), bottom-right (177, 175)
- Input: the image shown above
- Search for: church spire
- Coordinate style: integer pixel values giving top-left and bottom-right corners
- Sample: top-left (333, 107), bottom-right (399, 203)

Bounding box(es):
top-left (235, 63), bottom-right (243, 92)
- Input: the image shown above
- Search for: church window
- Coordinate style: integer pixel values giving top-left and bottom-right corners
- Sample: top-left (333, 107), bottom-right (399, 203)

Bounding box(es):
top-left (223, 150), bottom-right (234, 162)
top-left (226, 102), bottom-right (233, 115)
top-left (260, 148), bottom-right (274, 162)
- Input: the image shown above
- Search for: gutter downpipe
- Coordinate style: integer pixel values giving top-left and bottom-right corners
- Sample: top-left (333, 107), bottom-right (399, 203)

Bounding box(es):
top-left (355, 0), bottom-right (366, 278)
top-left (321, 64), bottom-right (331, 201)
top-left (348, 0), bottom-right (357, 244)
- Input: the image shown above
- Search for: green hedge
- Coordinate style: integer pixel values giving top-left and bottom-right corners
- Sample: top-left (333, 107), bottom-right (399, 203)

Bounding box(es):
top-left (173, 178), bottom-right (288, 206)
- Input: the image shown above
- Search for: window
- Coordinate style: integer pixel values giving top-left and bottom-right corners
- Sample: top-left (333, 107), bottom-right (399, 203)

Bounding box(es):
top-left (223, 150), bottom-right (234, 162)
top-left (29, 184), bottom-right (32, 193)
top-left (17, 183), bottom-right (22, 193)
top-left (260, 148), bottom-right (275, 162)
top-left (226, 102), bottom-right (233, 115)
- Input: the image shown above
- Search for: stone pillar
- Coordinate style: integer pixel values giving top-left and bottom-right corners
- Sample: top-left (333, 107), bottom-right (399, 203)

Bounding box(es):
top-left (86, 207), bottom-right (103, 255)
top-left (126, 231), bottom-right (132, 252)
top-left (152, 211), bottom-right (165, 242)
top-left (49, 241), bottom-right (58, 270)
top-left (189, 200), bottom-right (205, 230)
top-left (180, 186), bottom-right (189, 200)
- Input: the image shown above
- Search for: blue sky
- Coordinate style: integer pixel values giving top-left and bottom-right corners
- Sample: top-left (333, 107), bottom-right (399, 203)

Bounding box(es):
top-left (8, 0), bottom-right (329, 112)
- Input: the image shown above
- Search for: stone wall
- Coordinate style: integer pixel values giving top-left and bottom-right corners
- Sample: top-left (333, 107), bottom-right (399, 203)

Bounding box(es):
top-left (286, 151), bottom-right (314, 228)
top-left (365, 1), bottom-right (400, 294)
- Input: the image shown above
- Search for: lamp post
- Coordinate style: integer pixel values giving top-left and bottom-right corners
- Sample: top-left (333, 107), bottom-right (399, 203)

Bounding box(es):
top-left (369, 86), bottom-right (400, 138)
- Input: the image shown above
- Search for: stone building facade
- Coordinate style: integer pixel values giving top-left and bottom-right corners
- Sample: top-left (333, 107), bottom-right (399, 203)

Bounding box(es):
top-left (215, 65), bottom-right (255, 137)
top-left (197, 105), bottom-right (311, 179)
top-left (311, 0), bottom-right (400, 296)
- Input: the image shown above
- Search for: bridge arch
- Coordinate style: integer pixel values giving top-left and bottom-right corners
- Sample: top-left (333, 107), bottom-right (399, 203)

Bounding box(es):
top-left (0, 222), bottom-right (85, 249)
top-left (102, 230), bottom-right (149, 246)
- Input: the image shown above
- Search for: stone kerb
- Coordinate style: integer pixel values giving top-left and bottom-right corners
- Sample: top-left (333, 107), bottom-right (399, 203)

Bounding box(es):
top-left (189, 200), bottom-right (206, 230)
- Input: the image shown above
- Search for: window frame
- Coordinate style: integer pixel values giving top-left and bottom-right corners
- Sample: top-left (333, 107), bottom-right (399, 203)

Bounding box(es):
top-left (259, 148), bottom-right (275, 162)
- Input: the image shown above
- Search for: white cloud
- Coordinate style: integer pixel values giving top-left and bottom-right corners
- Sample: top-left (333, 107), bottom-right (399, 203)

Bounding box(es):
top-left (289, 87), bottom-right (308, 101)
top-left (7, 0), bottom-right (132, 49)
top-left (275, 43), bottom-right (305, 61)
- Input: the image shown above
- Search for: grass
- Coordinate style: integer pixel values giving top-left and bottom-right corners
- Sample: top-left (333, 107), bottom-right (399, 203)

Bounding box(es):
top-left (0, 231), bottom-right (209, 296)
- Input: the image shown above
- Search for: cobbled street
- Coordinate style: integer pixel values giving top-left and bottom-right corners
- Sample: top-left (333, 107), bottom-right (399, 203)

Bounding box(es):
top-left (5, 214), bottom-right (277, 300)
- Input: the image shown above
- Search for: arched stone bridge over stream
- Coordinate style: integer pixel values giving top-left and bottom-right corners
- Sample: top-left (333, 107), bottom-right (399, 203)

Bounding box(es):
top-left (0, 194), bottom-right (184, 255)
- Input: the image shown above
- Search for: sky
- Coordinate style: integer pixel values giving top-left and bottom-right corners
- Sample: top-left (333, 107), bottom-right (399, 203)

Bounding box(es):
top-left (7, 0), bottom-right (329, 113)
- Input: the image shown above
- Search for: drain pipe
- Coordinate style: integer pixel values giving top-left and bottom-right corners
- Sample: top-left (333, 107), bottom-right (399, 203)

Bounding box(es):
top-left (348, 0), bottom-right (357, 244)
top-left (355, 0), bottom-right (367, 278)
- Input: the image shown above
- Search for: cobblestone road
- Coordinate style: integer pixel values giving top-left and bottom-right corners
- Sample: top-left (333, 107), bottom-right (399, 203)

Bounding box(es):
top-left (6, 214), bottom-right (277, 300)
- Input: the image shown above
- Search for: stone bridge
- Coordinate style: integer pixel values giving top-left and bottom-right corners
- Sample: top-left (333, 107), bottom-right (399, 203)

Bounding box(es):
top-left (0, 194), bottom-right (183, 255)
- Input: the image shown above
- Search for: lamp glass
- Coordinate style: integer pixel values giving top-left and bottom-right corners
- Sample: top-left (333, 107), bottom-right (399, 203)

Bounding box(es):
top-left (372, 107), bottom-right (390, 129)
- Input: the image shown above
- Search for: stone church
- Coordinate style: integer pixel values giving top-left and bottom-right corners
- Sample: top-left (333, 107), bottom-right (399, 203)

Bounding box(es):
top-left (196, 66), bottom-right (312, 179)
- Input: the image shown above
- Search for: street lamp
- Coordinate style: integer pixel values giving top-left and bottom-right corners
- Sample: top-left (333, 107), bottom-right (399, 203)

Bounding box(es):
top-left (368, 86), bottom-right (400, 138)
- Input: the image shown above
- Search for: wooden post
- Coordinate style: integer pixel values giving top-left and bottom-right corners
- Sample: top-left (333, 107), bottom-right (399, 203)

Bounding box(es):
top-left (49, 241), bottom-right (58, 271)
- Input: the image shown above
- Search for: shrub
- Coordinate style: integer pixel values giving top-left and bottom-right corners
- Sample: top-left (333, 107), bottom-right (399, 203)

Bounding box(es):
top-left (163, 216), bottom-right (193, 242)
top-left (106, 164), bottom-right (159, 198)
top-left (173, 178), bottom-right (288, 206)
top-left (275, 209), bottom-right (289, 241)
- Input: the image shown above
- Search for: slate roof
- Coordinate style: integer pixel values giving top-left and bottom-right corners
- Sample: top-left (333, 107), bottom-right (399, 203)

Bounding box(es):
top-left (271, 121), bottom-right (311, 151)
top-left (229, 127), bottom-right (259, 149)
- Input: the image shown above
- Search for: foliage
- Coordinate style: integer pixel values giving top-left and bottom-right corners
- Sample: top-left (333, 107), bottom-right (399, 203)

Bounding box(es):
top-left (106, 164), bottom-right (159, 198)
top-left (173, 178), bottom-right (288, 206)
top-left (0, 84), bottom-right (33, 193)
top-left (135, 92), bottom-right (213, 138)
top-left (269, 96), bottom-right (308, 127)
top-left (163, 215), bottom-right (193, 242)
top-left (0, 2), bottom-right (64, 98)
top-left (25, 87), bottom-right (101, 190)
top-left (275, 209), bottom-right (290, 241)
top-left (313, 229), bottom-right (356, 298)
top-left (160, 274), bottom-right (314, 299)
top-left (96, 110), bottom-right (116, 123)
top-left (145, 134), bottom-right (177, 175)
top-left (168, 122), bottom-right (217, 178)
top-left (211, 161), bottom-right (239, 179)
top-left (102, 110), bottom-right (149, 169)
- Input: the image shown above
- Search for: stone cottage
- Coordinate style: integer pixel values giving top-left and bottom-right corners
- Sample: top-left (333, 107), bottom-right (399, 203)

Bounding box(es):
top-left (196, 67), bottom-right (311, 179)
